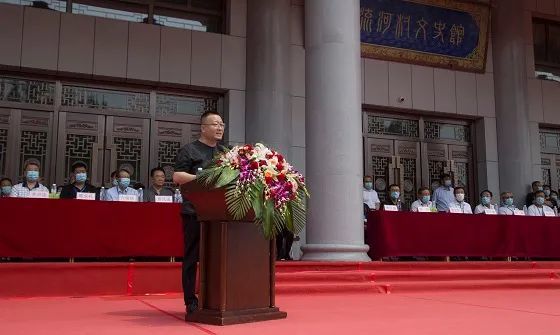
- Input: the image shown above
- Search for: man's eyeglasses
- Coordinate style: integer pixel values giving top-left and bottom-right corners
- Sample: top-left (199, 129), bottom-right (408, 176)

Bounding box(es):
top-left (202, 123), bottom-right (226, 129)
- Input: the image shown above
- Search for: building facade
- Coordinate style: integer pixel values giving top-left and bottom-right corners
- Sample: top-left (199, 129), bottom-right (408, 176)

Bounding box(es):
top-left (0, 0), bottom-right (559, 260)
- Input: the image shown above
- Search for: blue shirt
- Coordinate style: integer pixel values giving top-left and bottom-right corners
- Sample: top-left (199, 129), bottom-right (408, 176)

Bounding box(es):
top-left (432, 186), bottom-right (455, 212)
top-left (104, 186), bottom-right (139, 201)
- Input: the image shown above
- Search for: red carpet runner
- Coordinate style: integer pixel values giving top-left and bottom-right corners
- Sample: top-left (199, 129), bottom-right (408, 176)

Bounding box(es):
top-left (1, 261), bottom-right (559, 298)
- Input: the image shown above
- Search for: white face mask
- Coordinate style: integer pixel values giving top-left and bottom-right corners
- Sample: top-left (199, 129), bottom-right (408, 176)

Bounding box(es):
top-left (455, 193), bottom-right (465, 202)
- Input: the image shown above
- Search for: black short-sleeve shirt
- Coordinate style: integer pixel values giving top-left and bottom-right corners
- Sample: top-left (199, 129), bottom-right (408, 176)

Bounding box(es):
top-left (175, 140), bottom-right (224, 214)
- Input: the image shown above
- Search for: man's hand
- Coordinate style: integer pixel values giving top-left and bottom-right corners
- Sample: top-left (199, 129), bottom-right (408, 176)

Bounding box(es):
top-left (173, 171), bottom-right (197, 185)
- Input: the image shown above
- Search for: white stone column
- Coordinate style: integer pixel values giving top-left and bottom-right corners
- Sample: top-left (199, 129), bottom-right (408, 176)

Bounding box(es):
top-left (301, 0), bottom-right (370, 261)
top-left (492, 0), bottom-right (533, 206)
top-left (245, 0), bottom-right (292, 157)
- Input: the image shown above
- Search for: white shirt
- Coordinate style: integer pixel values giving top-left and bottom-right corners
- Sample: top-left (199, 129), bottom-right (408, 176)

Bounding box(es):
top-left (498, 205), bottom-right (517, 215)
top-left (10, 182), bottom-right (49, 198)
top-left (363, 188), bottom-right (380, 210)
top-left (410, 200), bottom-right (434, 212)
top-left (104, 186), bottom-right (139, 201)
top-left (448, 201), bottom-right (473, 214)
top-left (433, 186), bottom-right (455, 212)
top-left (474, 204), bottom-right (498, 214)
top-left (527, 204), bottom-right (555, 216)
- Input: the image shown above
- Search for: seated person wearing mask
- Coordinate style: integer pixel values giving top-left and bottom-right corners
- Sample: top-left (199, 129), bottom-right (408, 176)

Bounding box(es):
top-left (525, 181), bottom-right (542, 208)
top-left (498, 192), bottom-right (517, 215)
top-left (1, 178), bottom-right (12, 198)
top-left (382, 184), bottom-right (405, 211)
top-left (527, 190), bottom-right (555, 216)
top-left (60, 162), bottom-right (99, 199)
top-left (474, 190), bottom-right (498, 214)
top-left (105, 169), bottom-right (139, 201)
top-left (549, 190), bottom-right (559, 210)
top-left (10, 162), bottom-right (49, 197)
top-left (363, 175), bottom-right (380, 210)
top-left (433, 174), bottom-right (455, 212)
top-left (448, 186), bottom-right (472, 214)
top-left (145, 167), bottom-right (174, 202)
top-left (410, 187), bottom-right (434, 212)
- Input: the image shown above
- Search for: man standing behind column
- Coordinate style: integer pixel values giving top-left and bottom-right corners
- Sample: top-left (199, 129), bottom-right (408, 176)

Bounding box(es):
top-left (173, 111), bottom-right (225, 318)
top-left (432, 174), bottom-right (455, 212)
top-left (363, 175), bottom-right (380, 210)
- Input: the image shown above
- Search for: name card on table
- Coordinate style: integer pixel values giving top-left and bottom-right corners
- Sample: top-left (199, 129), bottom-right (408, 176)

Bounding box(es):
top-left (384, 205), bottom-right (398, 211)
top-left (119, 194), bottom-right (138, 202)
top-left (28, 191), bottom-right (49, 199)
top-left (513, 209), bottom-right (525, 216)
top-left (155, 195), bottom-right (173, 203)
top-left (76, 192), bottom-right (96, 201)
top-left (417, 207), bottom-right (432, 213)
top-left (449, 207), bottom-right (463, 214)
top-left (484, 209), bottom-right (497, 215)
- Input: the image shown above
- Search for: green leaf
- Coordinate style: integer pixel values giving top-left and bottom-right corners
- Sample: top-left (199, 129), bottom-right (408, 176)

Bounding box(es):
top-left (214, 168), bottom-right (239, 188)
top-left (262, 199), bottom-right (274, 239)
top-left (290, 200), bottom-right (306, 235)
top-left (250, 183), bottom-right (264, 220)
top-left (285, 203), bottom-right (294, 232)
top-left (225, 184), bottom-right (252, 220)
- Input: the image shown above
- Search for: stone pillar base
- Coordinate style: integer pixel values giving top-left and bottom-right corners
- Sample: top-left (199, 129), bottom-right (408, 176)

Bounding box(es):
top-left (301, 244), bottom-right (371, 262)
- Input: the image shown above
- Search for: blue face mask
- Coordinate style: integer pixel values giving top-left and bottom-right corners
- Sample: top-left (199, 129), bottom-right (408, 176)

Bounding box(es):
top-left (505, 198), bottom-right (514, 206)
top-left (364, 182), bottom-right (373, 190)
top-left (421, 195), bottom-right (430, 204)
top-left (536, 197), bottom-right (545, 205)
top-left (119, 178), bottom-right (130, 189)
top-left (444, 180), bottom-right (452, 187)
top-left (26, 170), bottom-right (39, 182)
top-left (391, 191), bottom-right (400, 200)
top-left (481, 196), bottom-right (491, 206)
top-left (75, 172), bottom-right (87, 183)
top-left (1, 186), bottom-right (12, 195)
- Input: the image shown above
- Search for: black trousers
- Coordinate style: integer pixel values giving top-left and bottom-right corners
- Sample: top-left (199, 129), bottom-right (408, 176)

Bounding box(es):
top-left (181, 213), bottom-right (199, 306)
top-left (276, 228), bottom-right (294, 260)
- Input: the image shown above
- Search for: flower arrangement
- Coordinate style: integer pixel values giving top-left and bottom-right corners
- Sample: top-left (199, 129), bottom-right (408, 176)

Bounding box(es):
top-left (196, 143), bottom-right (309, 239)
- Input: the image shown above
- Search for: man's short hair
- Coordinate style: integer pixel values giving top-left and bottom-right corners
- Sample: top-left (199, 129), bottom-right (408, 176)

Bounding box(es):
top-left (417, 187), bottom-right (430, 195)
top-left (151, 167), bottom-right (165, 177)
top-left (200, 111), bottom-right (221, 123)
top-left (388, 184), bottom-right (399, 190)
top-left (500, 191), bottom-right (512, 197)
top-left (532, 180), bottom-right (541, 187)
top-left (23, 161), bottom-right (40, 171)
top-left (0, 177), bottom-right (12, 184)
top-left (118, 168), bottom-right (131, 177)
top-left (480, 189), bottom-right (492, 197)
top-left (535, 190), bottom-right (545, 197)
top-left (441, 173), bottom-right (451, 180)
top-left (71, 162), bottom-right (87, 172)
top-left (110, 170), bottom-right (118, 179)
top-left (363, 175), bottom-right (372, 180)
top-left (454, 186), bottom-right (465, 194)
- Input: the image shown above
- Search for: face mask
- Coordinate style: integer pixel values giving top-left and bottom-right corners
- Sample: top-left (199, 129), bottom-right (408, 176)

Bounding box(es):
top-left (481, 196), bottom-right (491, 206)
top-left (505, 198), bottom-right (514, 206)
top-left (537, 187), bottom-right (543, 191)
top-left (444, 180), bottom-right (452, 187)
top-left (364, 182), bottom-right (373, 190)
top-left (552, 195), bottom-right (558, 201)
top-left (26, 170), bottom-right (39, 182)
top-left (455, 193), bottom-right (465, 202)
top-left (544, 190), bottom-right (551, 197)
top-left (536, 197), bottom-right (545, 206)
top-left (421, 195), bottom-right (430, 204)
top-left (75, 173), bottom-right (87, 183)
top-left (119, 178), bottom-right (130, 189)
top-left (391, 191), bottom-right (400, 200)
top-left (112, 179), bottom-right (119, 187)
top-left (1, 186), bottom-right (11, 195)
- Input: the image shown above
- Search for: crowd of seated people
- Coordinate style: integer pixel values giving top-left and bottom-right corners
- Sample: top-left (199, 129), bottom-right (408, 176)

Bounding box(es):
top-left (1, 162), bottom-right (180, 203)
top-left (363, 173), bottom-right (560, 217)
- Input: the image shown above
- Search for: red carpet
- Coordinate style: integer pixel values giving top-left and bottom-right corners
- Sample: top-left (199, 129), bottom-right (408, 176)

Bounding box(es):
top-left (1, 291), bottom-right (559, 335)
top-left (1, 261), bottom-right (560, 297)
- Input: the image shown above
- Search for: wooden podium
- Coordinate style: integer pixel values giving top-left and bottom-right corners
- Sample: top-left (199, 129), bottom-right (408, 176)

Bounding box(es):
top-left (181, 181), bottom-right (287, 325)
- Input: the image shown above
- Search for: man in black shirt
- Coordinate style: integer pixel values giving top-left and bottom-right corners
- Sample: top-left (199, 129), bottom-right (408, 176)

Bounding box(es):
top-left (60, 162), bottom-right (99, 199)
top-left (173, 111), bottom-right (225, 317)
top-left (525, 180), bottom-right (542, 207)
